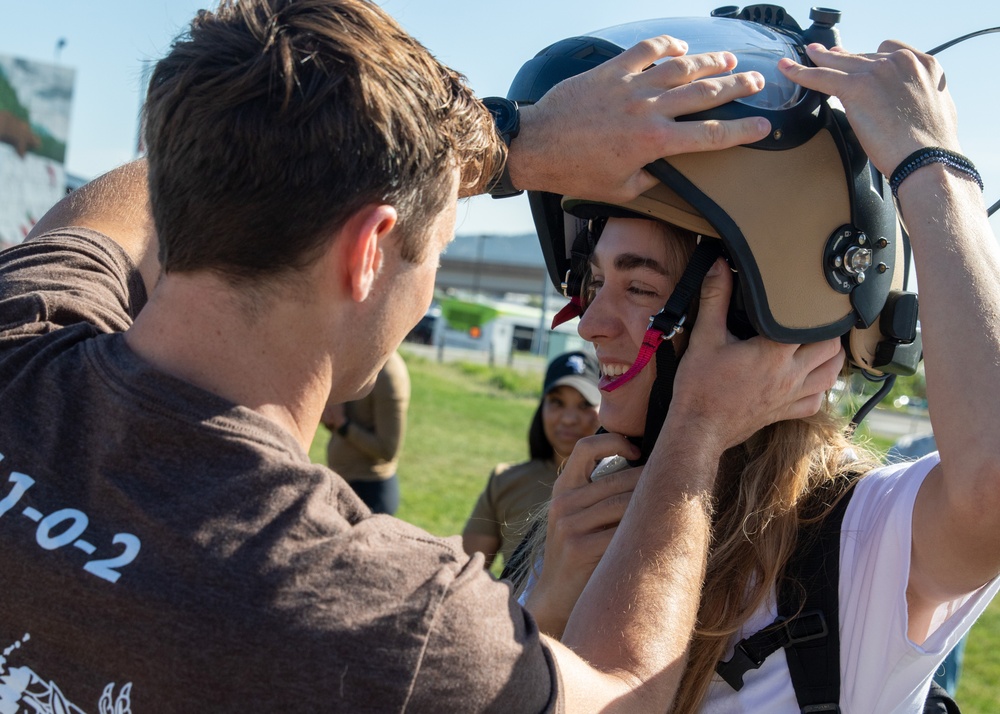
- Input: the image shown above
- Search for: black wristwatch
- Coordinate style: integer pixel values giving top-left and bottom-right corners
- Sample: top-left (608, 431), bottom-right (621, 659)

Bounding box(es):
top-left (482, 96), bottom-right (523, 198)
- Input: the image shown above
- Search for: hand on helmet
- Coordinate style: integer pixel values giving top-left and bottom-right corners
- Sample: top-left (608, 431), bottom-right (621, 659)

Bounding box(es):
top-left (509, 34), bottom-right (772, 203)
top-left (777, 41), bottom-right (962, 178)
top-left (668, 258), bottom-right (845, 454)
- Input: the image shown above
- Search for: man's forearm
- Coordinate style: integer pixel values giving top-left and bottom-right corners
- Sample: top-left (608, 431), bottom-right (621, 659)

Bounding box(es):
top-left (558, 414), bottom-right (719, 711)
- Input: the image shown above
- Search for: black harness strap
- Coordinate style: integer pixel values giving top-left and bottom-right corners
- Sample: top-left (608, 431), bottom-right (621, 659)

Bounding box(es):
top-left (778, 483), bottom-right (857, 713)
top-left (715, 610), bottom-right (829, 691)
top-left (717, 476), bottom-right (962, 713)
top-left (636, 238), bottom-right (724, 465)
top-left (925, 682), bottom-right (962, 714)
top-left (716, 481), bottom-right (858, 712)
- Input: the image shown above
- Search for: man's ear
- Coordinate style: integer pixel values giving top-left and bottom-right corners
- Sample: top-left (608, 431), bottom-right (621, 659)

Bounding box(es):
top-left (341, 204), bottom-right (397, 302)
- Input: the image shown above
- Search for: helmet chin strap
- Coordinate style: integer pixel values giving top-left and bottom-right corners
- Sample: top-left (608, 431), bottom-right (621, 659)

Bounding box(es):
top-left (606, 237), bottom-right (725, 466)
top-left (601, 314), bottom-right (686, 392)
top-left (634, 339), bottom-right (680, 465)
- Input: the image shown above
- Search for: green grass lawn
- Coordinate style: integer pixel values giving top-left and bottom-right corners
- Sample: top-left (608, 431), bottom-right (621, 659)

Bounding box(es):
top-left (311, 350), bottom-right (1000, 712)
top-left (956, 598), bottom-right (1000, 712)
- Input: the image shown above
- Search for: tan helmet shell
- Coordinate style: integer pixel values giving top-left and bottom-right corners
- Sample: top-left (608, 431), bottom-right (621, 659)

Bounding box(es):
top-left (563, 126), bottom-right (905, 373)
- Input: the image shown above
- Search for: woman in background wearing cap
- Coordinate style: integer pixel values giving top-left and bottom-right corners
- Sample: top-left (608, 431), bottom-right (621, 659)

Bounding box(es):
top-left (462, 351), bottom-right (602, 571)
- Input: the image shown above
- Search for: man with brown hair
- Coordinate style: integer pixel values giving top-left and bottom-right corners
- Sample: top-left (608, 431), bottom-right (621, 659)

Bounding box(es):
top-left (0, 1), bottom-right (835, 711)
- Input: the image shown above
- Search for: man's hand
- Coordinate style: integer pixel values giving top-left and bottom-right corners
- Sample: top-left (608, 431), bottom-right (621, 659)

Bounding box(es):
top-left (509, 35), bottom-right (772, 202)
top-left (670, 258), bottom-right (845, 454)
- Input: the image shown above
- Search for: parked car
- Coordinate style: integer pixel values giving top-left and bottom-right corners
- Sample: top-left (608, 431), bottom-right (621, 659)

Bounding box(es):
top-left (406, 307), bottom-right (439, 345)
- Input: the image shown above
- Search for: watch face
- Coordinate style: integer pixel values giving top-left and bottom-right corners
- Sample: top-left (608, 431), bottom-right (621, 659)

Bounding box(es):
top-left (484, 97), bottom-right (519, 138)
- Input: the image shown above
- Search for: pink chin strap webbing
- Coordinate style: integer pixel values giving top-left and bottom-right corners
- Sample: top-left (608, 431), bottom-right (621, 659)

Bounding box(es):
top-left (602, 313), bottom-right (687, 392)
top-left (549, 295), bottom-right (678, 392)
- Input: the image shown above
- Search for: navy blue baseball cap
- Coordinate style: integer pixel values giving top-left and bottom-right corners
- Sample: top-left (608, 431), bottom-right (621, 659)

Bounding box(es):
top-left (543, 351), bottom-right (601, 406)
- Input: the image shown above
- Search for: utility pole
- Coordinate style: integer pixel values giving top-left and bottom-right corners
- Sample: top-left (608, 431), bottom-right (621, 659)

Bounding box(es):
top-left (472, 234), bottom-right (486, 296)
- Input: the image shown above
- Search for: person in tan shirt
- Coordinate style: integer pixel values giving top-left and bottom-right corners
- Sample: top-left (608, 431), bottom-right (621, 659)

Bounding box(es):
top-left (323, 349), bottom-right (410, 514)
top-left (463, 351), bottom-right (601, 567)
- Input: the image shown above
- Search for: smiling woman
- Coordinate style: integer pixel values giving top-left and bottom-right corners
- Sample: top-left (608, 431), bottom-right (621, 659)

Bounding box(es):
top-left (579, 218), bottom-right (699, 436)
top-left (515, 202), bottom-right (980, 713)
top-left (500, 8), bottom-right (1000, 709)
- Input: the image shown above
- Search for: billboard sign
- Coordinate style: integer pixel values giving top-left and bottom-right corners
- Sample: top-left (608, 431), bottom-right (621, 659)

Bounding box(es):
top-left (0, 54), bottom-right (74, 247)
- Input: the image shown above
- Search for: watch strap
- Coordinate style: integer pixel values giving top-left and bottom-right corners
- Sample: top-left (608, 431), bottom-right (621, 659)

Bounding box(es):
top-left (482, 96), bottom-right (523, 198)
top-left (488, 162), bottom-right (523, 198)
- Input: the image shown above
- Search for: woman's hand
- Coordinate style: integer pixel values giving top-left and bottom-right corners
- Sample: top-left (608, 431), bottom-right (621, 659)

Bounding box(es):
top-left (524, 432), bottom-right (641, 638)
top-left (777, 41), bottom-right (961, 177)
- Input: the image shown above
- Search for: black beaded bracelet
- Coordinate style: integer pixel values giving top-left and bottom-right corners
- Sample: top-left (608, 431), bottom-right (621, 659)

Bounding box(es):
top-left (889, 147), bottom-right (984, 199)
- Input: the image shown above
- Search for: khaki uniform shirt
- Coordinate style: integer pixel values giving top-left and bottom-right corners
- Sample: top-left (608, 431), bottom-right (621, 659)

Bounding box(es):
top-left (327, 350), bottom-right (409, 482)
top-left (464, 459), bottom-right (558, 565)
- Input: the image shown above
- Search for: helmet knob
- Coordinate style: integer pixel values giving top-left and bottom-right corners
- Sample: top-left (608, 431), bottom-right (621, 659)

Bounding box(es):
top-left (843, 245), bottom-right (873, 278)
top-left (804, 7), bottom-right (843, 48)
top-left (809, 7), bottom-right (842, 26)
top-left (711, 6), bottom-right (741, 18)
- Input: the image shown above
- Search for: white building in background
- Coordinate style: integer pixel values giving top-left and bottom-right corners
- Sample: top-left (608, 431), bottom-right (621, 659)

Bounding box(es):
top-left (424, 232), bottom-right (588, 361)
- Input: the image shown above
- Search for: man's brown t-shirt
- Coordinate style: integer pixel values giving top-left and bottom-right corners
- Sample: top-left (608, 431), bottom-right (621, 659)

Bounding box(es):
top-left (0, 229), bottom-right (562, 713)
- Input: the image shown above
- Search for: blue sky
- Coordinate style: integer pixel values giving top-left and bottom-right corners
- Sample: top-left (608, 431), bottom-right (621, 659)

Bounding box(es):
top-left (1, 0), bottom-right (997, 236)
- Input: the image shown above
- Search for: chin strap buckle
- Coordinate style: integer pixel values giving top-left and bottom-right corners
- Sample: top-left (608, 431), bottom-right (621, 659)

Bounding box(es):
top-left (649, 312), bottom-right (686, 342)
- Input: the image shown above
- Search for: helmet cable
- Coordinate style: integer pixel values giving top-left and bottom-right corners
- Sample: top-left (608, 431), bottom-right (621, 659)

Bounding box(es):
top-left (927, 27), bottom-right (1000, 218)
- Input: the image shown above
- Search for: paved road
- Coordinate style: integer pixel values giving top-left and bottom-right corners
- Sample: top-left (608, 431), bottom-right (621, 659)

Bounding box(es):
top-left (863, 408), bottom-right (932, 440)
top-left (401, 340), bottom-right (548, 373)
